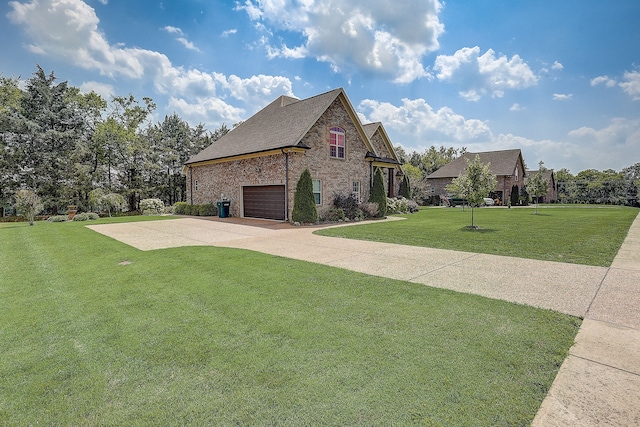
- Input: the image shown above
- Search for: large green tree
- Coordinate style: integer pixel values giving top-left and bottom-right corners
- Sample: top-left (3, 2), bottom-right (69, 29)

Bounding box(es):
top-left (10, 67), bottom-right (88, 213)
top-left (145, 114), bottom-right (215, 205)
top-left (446, 155), bottom-right (497, 229)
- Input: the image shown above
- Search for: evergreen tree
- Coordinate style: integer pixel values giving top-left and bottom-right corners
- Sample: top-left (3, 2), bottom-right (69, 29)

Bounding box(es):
top-left (510, 184), bottom-right (519, 206)
top-left (369, 167), bottom-right (387, 217)
top-left (292, 169), bottom-right (317, 223)
top-left (399, 174), bottom-right (411, 199)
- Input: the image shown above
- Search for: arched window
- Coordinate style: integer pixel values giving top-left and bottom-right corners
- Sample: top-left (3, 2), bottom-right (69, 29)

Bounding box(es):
top-left (329, 127), bottom-right (345, 159)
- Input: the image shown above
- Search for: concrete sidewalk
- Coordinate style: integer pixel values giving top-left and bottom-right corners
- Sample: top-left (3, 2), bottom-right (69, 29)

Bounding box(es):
top-left (88, 211), bottom-right (640, 426)
top-left (532, 211), bottom-right (640, 426)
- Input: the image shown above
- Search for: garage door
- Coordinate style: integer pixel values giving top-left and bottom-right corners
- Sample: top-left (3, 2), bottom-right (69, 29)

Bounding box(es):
top-left (242, 185), bottom-right (286, 220)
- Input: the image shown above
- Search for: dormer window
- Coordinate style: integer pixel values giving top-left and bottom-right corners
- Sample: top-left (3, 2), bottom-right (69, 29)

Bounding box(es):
top-left (329, 127), bottom-right (345, 159)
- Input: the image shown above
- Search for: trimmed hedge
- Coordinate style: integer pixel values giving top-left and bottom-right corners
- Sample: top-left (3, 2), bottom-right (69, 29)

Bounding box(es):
top-left (174, 202), bottom-right (188, 215)
top-left (199, 204), bottom-right (217, 216)
top-left (173, 202), bottom-right (218, 217)
top-left (72, 212), bottom-right (100, 221)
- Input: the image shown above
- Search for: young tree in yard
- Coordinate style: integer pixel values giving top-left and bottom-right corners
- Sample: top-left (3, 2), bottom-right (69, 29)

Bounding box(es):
top-left (369, 167), bottom-right (387, 217)
top-left (527, 171), bottom-right (549, 214)
top-left (446, 155), bottom-right (497, 229)
top-left (14, 189), bottom-right (43, 225)
top-left (292, 169), bottom-right (317, 223)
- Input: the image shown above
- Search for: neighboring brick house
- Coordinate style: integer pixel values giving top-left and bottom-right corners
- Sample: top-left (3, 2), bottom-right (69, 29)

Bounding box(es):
top-left (526, 169), bottom-right (557, 203)
top-left (426, 149), bottom-right (526, 205)
top-left (183, 88), bottom-right (401, 221)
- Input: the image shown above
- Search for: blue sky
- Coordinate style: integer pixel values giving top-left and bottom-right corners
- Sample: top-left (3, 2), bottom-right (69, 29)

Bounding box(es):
top-left (2, 0), bottom-right (639, 173)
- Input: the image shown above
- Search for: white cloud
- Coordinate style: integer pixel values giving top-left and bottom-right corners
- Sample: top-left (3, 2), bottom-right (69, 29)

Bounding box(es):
top-left (79, 81), bottom-right (114, 99)
top-left (591, 75), bottom-right (617, 87)
top-left (167, 97), bottom-right (245, 126)
top-left (510, 103), bottom-right (523, 111)
top-left (358, 97), bottom-right (492, 144)
top-left (434, 46), bottom-right (538, 99)
top-left (620, 71), bottom-right (640, 101)
top-left (567, 118), bottom-right (640, 170)
top-left (552, 93), bottom-right (573, 101)
top-left (163, 25), bottom-right (182, 35)
top-left (7, 0), bottom-right (294, 127)
top-left (176, 37), bottom-right (200, 52)
top-left (551, 61), bottom-right (564, 70)
top-left (267, 43), bottom-right (308, 60)
top-left (221, 29), bottom-right (237, 38)
top-left (162, 26), bottom-right (201, 52)
top-left (238, 0), bottom-right (444, 84)
top-left (214, 73), bottom-right (294, 108)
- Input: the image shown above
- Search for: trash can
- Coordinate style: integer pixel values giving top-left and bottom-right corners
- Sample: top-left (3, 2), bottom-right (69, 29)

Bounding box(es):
top-left (217, 200), bottom-right (230, 218)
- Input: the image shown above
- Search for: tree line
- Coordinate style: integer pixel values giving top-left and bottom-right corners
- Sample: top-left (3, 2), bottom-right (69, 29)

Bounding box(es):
top-left (1, 65), bottom-right (229, 215)
top-left (555, 167), bottom-right (639, 205)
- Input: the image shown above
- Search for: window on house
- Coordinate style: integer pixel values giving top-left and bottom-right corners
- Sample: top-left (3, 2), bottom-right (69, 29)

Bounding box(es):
top-left (195, 180), bottom-right (199, 191)
top-left (329, 127), bottom-right (345, 159)
top-left (352, 181), bottom-right (361, 203)
top-left (515, 166), bottom-right (519, 181)
top-left (312, 179), bottom-right (322, 205)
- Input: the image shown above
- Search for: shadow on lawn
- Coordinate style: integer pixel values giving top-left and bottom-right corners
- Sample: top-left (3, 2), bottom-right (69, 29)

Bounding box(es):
top-left (0, 223), bottom-right (34, 230)
top-left (460, 226), bottom-right (498, 233)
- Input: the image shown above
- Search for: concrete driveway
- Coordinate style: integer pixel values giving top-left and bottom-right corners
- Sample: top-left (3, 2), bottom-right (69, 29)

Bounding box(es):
top-left (88, 213), bottom-right (640, 426)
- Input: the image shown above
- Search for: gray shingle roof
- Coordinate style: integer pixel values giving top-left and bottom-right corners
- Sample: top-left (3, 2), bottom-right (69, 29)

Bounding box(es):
top-left (362, 122), bottom-right (381, 139)
top-left (186, 88), bottom-right (345, 164)
top-left (526, 169), bottom-right (555, 183)
top-left (426, 149), bottom-right (524, 178)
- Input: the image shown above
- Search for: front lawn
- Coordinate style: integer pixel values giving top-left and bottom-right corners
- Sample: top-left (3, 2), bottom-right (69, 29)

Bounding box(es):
top-left (0, 218), bottom-right (580, 425)
top-left (316, 205), bottom-right (638, 266)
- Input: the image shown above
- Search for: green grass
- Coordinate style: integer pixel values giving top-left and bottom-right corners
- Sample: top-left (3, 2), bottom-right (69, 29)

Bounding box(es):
top-left (0, 218), bottom-right (580, 426)
top-left (316, 205), bottom-right (639, 266)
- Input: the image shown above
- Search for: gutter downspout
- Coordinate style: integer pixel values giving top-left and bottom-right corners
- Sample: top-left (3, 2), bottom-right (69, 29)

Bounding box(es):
top-left (189, 166), bottom-right (193, 205)
top-left (283, 149), bottom-right (289, 221)
top-left (503, 176), bottom-right (507, 204)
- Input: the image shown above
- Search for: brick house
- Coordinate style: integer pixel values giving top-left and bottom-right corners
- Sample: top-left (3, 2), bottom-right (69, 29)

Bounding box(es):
top-left (183, 88), bottom-right (401, 221)
top-left (526, 169), bottom-right (557, 203)
top-left (426, 149), bottom-right (526, 205)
